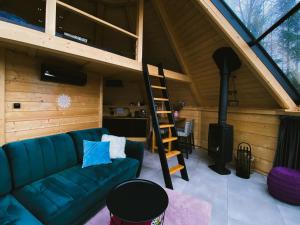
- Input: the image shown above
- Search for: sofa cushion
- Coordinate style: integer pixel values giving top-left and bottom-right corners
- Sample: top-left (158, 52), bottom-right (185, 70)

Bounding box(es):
top-left (0, 194), bottom-right (42, 225)
top-left (69, 128), bottom-right (110, 161)
top-left (82, 140), bottom-right (111, 168)
top-left (102, 134), bottom-right (126, 159)
top-left (0, 147), bottom-right (11, 196)
top-left (13, 158), bottom-right (139, 225)
top-left (4, 134), bottom-right (78, 189)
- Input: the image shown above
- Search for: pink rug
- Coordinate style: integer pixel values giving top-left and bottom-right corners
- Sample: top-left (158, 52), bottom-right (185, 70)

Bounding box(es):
top-left (86, 189), bottom-right (211, 225)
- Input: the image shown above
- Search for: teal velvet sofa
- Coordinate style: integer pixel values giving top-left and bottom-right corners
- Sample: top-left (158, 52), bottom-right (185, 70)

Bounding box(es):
top-left (0, 128), bottom-right (144, 225)
top-left (0, 147), bottom-right (42, 225)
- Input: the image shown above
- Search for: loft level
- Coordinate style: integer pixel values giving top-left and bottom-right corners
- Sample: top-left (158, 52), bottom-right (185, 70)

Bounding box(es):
top-left (0, 0), bottom-right (190, 82)
top-left (0, 0), bottom-right (142, 60)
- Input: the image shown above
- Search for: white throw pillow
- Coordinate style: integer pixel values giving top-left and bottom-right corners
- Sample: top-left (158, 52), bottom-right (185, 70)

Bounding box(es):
top-left (101, 134), bottom-right (126, 159)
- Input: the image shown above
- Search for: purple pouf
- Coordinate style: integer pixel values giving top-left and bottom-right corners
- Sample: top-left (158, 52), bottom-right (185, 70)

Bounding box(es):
top-left (267, 167), bottom-right (300, 205)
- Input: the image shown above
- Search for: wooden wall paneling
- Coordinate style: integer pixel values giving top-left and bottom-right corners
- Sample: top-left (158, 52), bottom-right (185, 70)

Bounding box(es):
top-left (152, 0), bottom-right (202, 106)
top-left (167, 80), bottom-right (197, 107)
top-left (161, 0), bottom-right (281, 108)
top-left (0, 49), bottom-right (5, 145)
top-left (142, 0), bottom-right (182, 72)
top-left (4, 50), bottom-right (101, 143)
top-left (199, 109), bottom-right (280, 174)
top-left (103, 80), bottom-right (145, 107)
top-left (135, 0), bottom-right (144, 63)
top-left (193, 0), bottom-right (296, 110)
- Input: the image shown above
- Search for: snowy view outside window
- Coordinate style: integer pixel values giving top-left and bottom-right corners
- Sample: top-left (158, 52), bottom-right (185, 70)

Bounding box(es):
top-left (224, 0), bottom-right (300, 92)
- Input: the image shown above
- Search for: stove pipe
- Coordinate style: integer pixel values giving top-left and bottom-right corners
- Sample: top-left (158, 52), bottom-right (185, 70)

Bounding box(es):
top-left (213, 47), bottom-right (241, 124)
top-left (208, 47), bottom-right (242, 175)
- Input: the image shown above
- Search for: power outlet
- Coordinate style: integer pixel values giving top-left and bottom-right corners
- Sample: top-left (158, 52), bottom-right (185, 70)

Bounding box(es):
top-left (13, 103), bottom-right (21, 109)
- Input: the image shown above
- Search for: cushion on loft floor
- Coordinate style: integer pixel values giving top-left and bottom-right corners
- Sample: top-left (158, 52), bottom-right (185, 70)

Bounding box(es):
top-left (13, 158), bottom-right (139, 225)
top-left (267, 167), bottom-right (300, 205)
top-left (0, 194), bottom-right (42, 225)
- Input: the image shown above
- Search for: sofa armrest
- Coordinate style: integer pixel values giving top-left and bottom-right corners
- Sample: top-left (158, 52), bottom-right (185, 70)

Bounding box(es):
top-left (125, 140), bottom-right (144, 177)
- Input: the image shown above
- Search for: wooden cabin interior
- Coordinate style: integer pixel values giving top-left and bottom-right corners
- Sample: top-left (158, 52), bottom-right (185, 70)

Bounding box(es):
top-left (0, 0), bottom-right (299, 225)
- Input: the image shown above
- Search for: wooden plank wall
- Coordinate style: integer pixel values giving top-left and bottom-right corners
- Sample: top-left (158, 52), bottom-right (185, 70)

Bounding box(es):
top-left (199, 109), bottom-right (279, 174)
top-left (143, 0), bottom-right (182, 72)
top-left (4, 50), bottom-right (102, 143)
top-left (160, 0), bottom-right (279, 108)
top-left (168, 80), bottom-right (197, 107)
top-left (103, 79), bottom-right (146, 107)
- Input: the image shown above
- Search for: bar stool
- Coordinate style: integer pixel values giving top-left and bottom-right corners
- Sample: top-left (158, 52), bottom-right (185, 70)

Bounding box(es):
top-left (177, 120), bottom-right (193, 159)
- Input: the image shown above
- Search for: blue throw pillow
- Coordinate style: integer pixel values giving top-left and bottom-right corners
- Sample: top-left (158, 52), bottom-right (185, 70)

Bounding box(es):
top-left (82, 140), bottom-right (111, 168)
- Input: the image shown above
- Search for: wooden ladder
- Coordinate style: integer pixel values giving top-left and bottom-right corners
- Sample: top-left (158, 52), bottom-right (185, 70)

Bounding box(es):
top-left (143, 64), bottom-right (189, 189)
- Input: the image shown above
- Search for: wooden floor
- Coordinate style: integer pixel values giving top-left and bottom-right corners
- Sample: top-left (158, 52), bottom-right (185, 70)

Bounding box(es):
top-left (140, 149), bottom-right (300, 225)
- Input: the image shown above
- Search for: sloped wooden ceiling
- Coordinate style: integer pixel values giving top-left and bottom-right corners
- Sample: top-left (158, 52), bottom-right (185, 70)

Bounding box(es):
top-left (143, 0), bottom-right (182, 72)
top-left (154, 0), bottom-right (280, 108)
top-left (142, 0), bottom-right (198, 106)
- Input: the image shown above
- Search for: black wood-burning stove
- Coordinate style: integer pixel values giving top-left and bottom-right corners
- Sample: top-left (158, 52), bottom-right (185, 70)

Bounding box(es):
top-left (208, 47), bottom-right (241, 175)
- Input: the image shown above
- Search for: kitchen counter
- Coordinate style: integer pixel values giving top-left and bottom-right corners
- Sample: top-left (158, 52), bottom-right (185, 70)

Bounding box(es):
top-left (103, 117), bottom-right (149, 138)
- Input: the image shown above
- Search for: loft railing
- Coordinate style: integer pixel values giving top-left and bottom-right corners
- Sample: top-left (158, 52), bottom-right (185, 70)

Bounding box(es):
top-left (44, 0), bottom-right (144, 62)
top-left (213, 0), bottom-right (300, 104)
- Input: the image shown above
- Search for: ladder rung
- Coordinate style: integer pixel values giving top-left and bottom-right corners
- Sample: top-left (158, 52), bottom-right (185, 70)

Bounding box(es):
top-left (159, 124), bottom-right (174, 128)
top-left (149, 73), bottom-right (164, 78)
top-left (162, 137), bottom-right (178, 143)
top-left (166, 150), bottom-right (181, 159)
top-left (151, 85), bottom-right (166, 90)
top-left (154, 98), bottom-right (169, 101)
top-left (169, 164), bottom-right (184, 175)
top-left (156, 111), bottom-right (172, 114)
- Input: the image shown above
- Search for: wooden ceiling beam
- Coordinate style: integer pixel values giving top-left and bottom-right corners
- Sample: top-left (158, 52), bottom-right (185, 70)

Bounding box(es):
top-left (152, 0), bottom-right (203, 106)
top-left (135, 0), bottom-right (144, 63)
top-left (147, 65), bottom-right (191, 83)
top-left (193, 0), bottom-right (297, 110)
top-left (45, 0), bottom-right (57, 35)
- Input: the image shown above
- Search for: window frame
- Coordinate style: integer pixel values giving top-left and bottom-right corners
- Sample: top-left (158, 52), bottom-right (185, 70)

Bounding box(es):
top-left (212, 0), bottom-right (300, 104)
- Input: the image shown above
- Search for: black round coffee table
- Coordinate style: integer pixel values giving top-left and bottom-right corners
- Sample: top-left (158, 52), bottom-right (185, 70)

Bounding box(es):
top-left (106, 179), bottom-right (169, 225)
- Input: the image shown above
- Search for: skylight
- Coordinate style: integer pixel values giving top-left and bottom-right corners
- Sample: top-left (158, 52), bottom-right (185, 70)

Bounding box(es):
top-left (220, 0), bottom-right (300, 103)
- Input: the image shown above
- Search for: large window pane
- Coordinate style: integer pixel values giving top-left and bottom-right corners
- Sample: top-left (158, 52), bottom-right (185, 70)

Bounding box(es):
top-left (260, 11), bottom-right (300, 92)
top-left (224, 0), bottom-right (300, 37)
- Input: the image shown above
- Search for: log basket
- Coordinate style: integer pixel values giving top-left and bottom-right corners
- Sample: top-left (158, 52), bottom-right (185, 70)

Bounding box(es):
top-left (236, 142), bottom-right (252, 179)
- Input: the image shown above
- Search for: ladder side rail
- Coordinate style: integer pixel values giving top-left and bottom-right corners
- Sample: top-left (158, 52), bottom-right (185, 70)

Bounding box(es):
top-left (158, 65), bottom-right (189, 181)
top-left (143, 64), bottom-right (173, 189)
top-left (158, 65), bottom-right (178, 139)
